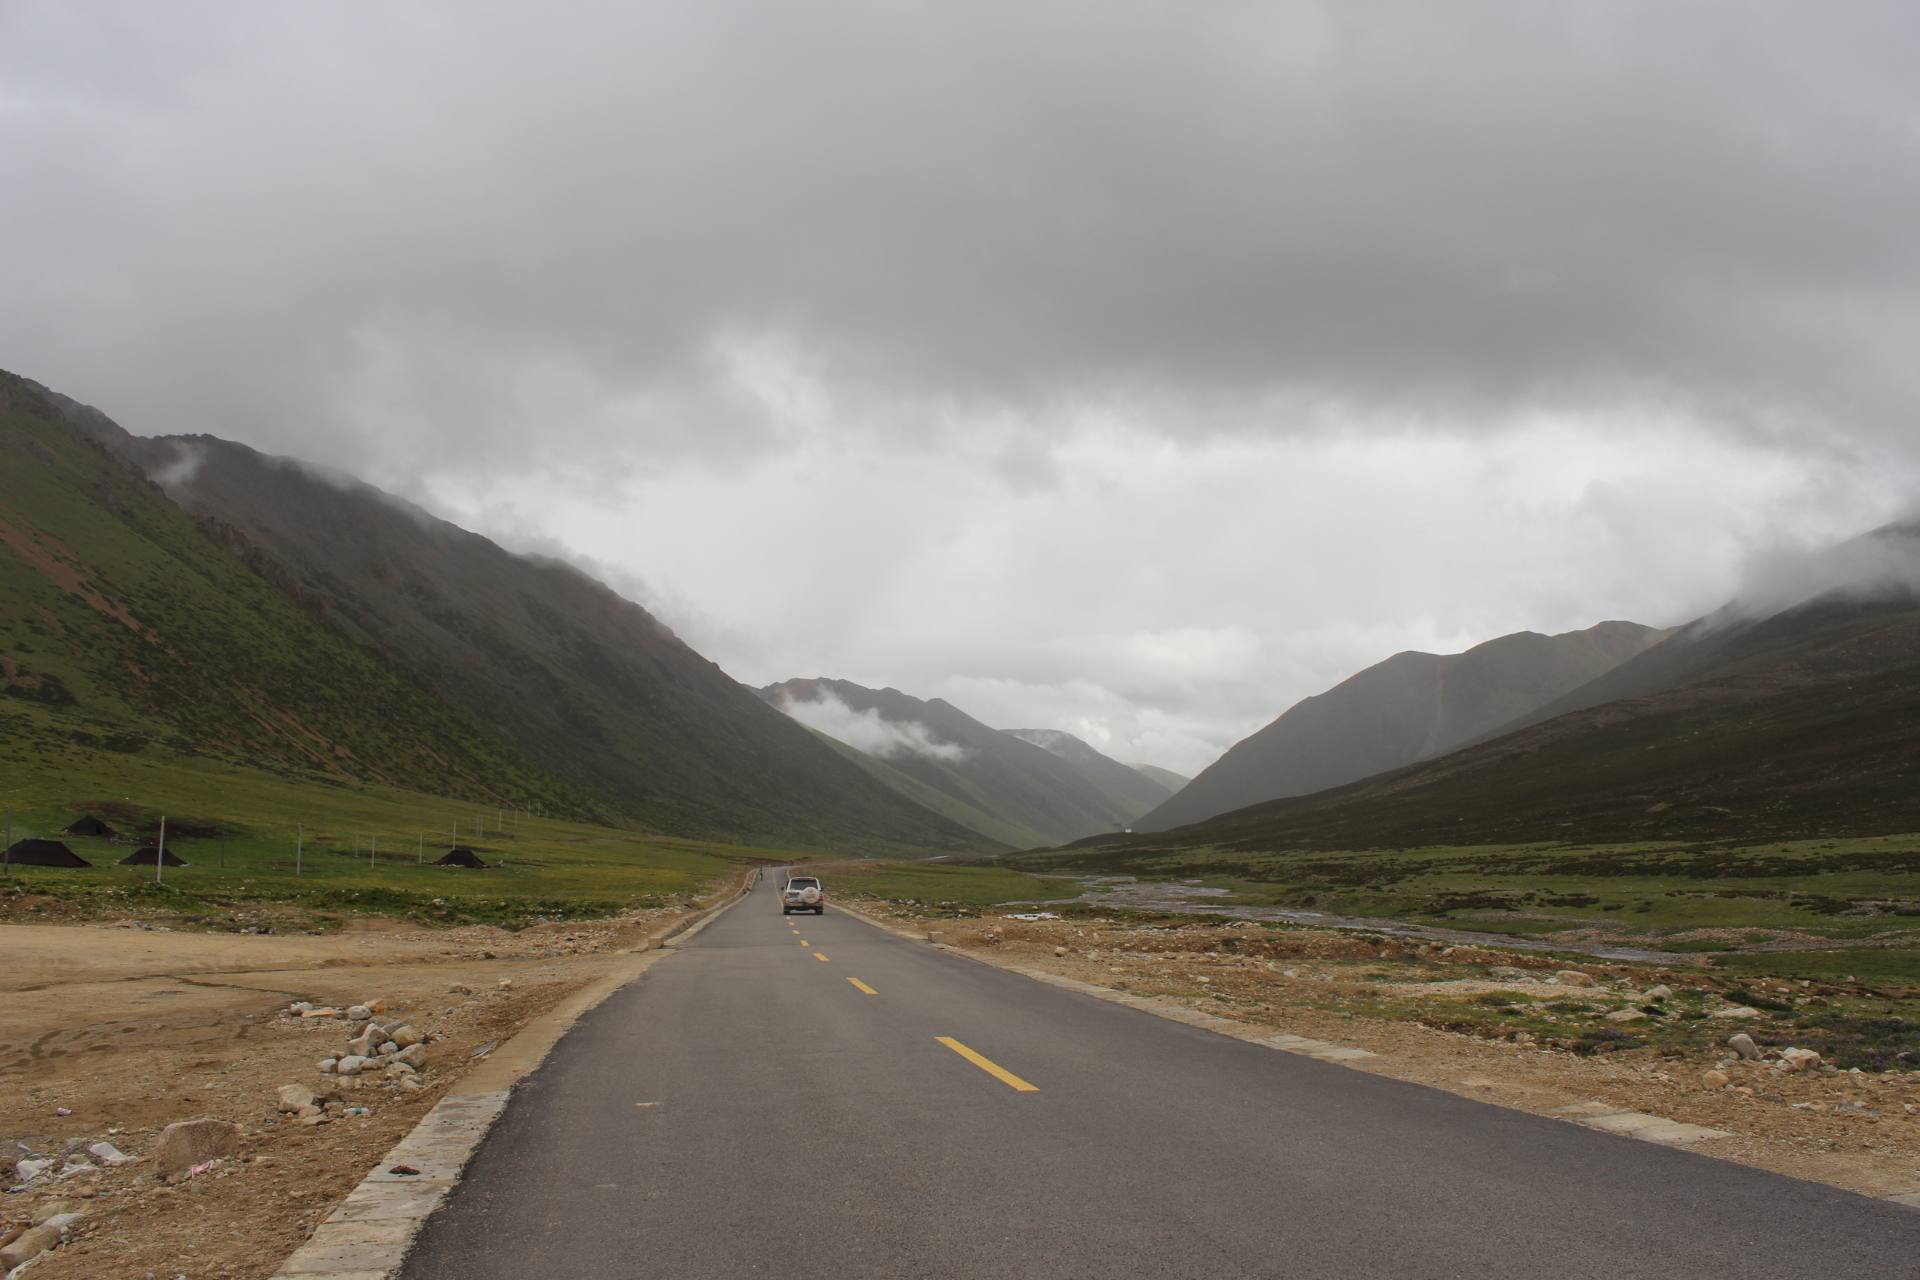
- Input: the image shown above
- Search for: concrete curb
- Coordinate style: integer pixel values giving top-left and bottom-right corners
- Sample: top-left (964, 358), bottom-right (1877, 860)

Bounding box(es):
top-left (266, 872), bottom-right (754, 1280)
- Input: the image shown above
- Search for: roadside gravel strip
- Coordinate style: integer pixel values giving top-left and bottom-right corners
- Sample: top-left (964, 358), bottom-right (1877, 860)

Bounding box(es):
top-left (265, 877), bottom-right (753, 1280)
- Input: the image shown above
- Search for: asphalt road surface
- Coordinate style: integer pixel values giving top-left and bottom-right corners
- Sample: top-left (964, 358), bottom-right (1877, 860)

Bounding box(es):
top-left (401, 887), bottom-right (1920, 1279)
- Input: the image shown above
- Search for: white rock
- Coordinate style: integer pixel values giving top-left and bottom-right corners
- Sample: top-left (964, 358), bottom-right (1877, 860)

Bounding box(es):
top-left (87, 1142), bottom-right (134, 1167)
top-left (1645, 984), bottom-right (1673, 1001)
top-left (1605, 1009), bottom-right (1647, 1023)
top-left (378, 1041), bottom-right (399, 1056)
top-left (1711, 1006), bottom-right (1762, 1020)
top-left (1780, 1047), bottom-right (1822, 1072)
top-left (13, 1157), bottom-right (54, 1182)
top-left (276, 1083), bottom-right (317, 1114)
top-left (318, 1058), bottom-right (338, 1074)
top-left (395, 1044), bottom-right (429, 1069)
top-left (346, 1005), bottom-right (371, 1021)
top-left (1727, 1033), bottom-right (1763, 1060)
top-left (1554, 970), bottom-right (1598, 988)
top-left (335, 1055), bottom-right (369, 1077)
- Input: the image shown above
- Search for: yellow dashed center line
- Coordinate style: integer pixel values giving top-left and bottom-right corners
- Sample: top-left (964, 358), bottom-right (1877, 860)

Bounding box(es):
top-left (814, 952), bottom-right (830, 962)
top-left (847, 977), bottom-right (877, 995)
top-left (799, 940), bottom-right (809, 947)
top-left (936, 1037), bottom-right (1039, 1092)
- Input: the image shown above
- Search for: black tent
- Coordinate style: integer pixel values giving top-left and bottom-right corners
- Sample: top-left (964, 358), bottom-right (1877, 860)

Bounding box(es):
top-left (3, 839), bottom-right (91, 868)
top-left (435, 846), bottom-right (488, 869)
top-left (63, 816), bottom-right (119, 839)
top-left (119, 846), bottom-right (187, 867)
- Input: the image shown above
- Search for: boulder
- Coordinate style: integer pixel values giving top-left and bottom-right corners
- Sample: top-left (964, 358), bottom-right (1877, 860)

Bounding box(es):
top-left (1605, 1009), bottom-right (1647, 1023)
top-left (346, 1005), bottom-right (371, 1021)
top-left (318, 1058), bottom-right (338, 1074)
top-left (1645, 984), bottom-right (1673, 1001)
top-left (86, 1142), bottom-right (133, 1167)
top-left (276, 1084), bottom-right (318, 1114)
top-left (1780, 1047), bottom-right (1822, 1073)
top-left (335, 1055), bottom-right (369, 1076)
top-left (1554, 971), bottom-right (1598, 988)
top-left (395, 1044), bottom-right (429, 1070)
top-left (378, 1041), bottom-right (399, 1056)
top-left (389, 1025), bottom-right (422, 1049)
top-left (0, 1223), bottom-right (60, 1268)
top-left (153, 1118), bottom-right (240, 1179)
top-left (1702, 1069), bottom-right (1730, 1087)
top-left (1727, 1033), bottom-right (1763, 1061)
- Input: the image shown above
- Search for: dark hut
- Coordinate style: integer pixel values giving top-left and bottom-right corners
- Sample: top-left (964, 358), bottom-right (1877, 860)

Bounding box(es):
top-left (3, 839), bottom-right (91, 868)
top-left (119, 846), bottom-right (187, 867)
top-left (435, 846), bottom-right (488, 869)
top-left (63, 816), bottom-right (119, 839)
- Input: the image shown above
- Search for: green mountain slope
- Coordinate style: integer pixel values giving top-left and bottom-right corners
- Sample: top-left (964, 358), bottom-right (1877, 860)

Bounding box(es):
top-left (1138, 621), bottom-right (1669, 831)
top-left (760, 678), bottom-right (1137, 844)
top-left (0, 370), bottom-right (574, 808)
top-left (1053, 586), bottom-right (1920, 857)
top-left (85, 428), bottom-right (992, 852)
top-left (807, 730), bottom-right (1028, 850)
top-left (1005, 729), bottom-right (1172, 822)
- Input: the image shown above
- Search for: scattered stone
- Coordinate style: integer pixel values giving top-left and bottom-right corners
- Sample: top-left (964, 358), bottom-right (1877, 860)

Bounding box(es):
top-left (365, 999), bottom-right (387, 1014)
top-left (13, 1157), bottom-right (53, 1183)
top-left (498, 979), bottom-right (513, 991)
top-left (0, 1223), bottom-right (60, 1267)
top-left (1054, 946), bottom-right (1068, 957)
top-left (87, 1142), bottom-right (133, 1167)
top-left (289, 1002), bottom-right (312, 1015)
top-left (1780, 1047), bottom-right (1822, 1073)
top-left (378, 1040), bottom-right (400, 1056)
top-left (276, 1084), bottom-right (317, 1114)
top-left (390, 1024), bottom-right (423, 1049)
top-left (1712, 1006), bottom-right (1762, 1020)
top-left (1702, 1069), bottom-right (1730, 1087)
top-left (154, 1118), bottom-right (240, 1179)
top-left (346, 1005), bottom-right (371, 1021)
top-left (335, 1056), bottom-right (370, 1077)
top-left (388, 1164), bottom-right (421, 1176)
top-left (1605, 1009), bottom-right (1647, 1023)
top-left (396, 1044), bottom-right (430, 1069)
top-left (298, 1007), bottom-right (339, 1020)
top-left (1554, 971), bottom-right (1598, 988)
top-left (1727, 1033), bottom-right (1763, 1061)
top-left (318, 1058), bottom-right (338, 1074)
top-left (399, 1077), bottom-right (424, 1092)
top-left (299, 1114), bottom-right (329, 1127)
top-left (447, 984), bottom-right (473, 996)
top-left (1645, 984), bottom-right (1673, 1001)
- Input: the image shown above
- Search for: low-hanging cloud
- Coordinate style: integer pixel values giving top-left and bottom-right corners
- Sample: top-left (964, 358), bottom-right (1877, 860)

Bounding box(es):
top-left (776, 692), bottom-right (970, 763)
top-left (1727, 518), bottom-right (1920, 620)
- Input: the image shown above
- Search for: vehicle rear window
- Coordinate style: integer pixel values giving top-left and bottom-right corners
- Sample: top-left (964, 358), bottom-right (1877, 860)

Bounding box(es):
top-left (788, 878), bottom-right (819, 889)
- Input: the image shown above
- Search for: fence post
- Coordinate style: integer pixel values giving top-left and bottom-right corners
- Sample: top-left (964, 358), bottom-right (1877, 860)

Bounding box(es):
top-left (156, 816), bottom-right (167, 886)
top-left (296, 824), bottom-right (303, 877)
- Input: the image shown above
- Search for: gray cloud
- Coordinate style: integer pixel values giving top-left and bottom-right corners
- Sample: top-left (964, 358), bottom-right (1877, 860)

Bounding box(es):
top-left (777, 691), bottom-right (970, 763)
top-left (5, 2), bottom-right (1919, 773)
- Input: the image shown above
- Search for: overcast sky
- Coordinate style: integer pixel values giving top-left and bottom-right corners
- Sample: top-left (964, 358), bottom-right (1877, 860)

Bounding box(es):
top-left (5, 2), bottom-right (1919, 774)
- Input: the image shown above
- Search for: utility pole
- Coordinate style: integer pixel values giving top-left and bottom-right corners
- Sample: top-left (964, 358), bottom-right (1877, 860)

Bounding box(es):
top-left (3, 808), bottom-right (11, 878)
top-left (296, 824), bottom-right (303, 877)
top-left (370, 833), bottom-right (377, 868)
top-left (155, 816), bottom-right (167, 886)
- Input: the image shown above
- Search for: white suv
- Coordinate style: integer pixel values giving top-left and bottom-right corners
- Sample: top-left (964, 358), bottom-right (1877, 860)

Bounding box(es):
top-left (782, 876), bottom-right (825, 915)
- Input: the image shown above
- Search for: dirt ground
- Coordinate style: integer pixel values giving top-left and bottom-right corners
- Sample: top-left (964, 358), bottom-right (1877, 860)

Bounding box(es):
top-left (0, 899), bottom-right (705, 1279)
top-left (856, 903), bottom-right (1920, 1203)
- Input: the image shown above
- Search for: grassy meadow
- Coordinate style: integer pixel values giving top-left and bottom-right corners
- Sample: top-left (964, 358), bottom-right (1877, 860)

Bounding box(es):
top-left (0, 745), bottom-right (797, 927)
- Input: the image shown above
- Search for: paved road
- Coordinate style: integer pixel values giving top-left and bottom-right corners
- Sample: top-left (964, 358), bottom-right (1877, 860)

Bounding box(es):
top-left (402, 889), bottom-right (1920, 1279)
